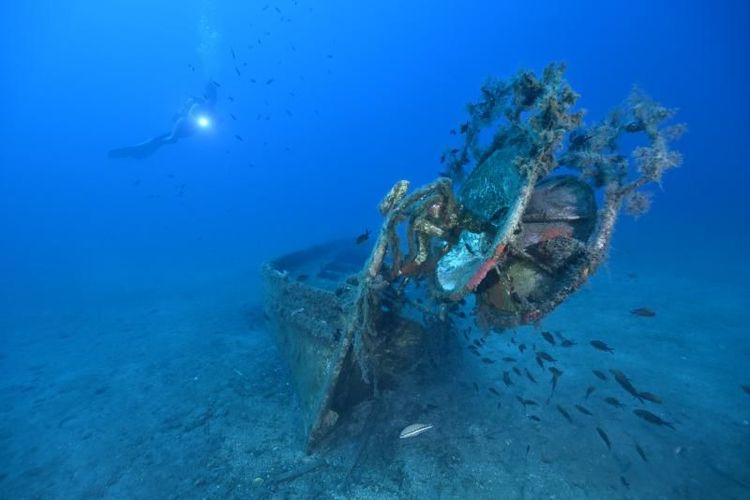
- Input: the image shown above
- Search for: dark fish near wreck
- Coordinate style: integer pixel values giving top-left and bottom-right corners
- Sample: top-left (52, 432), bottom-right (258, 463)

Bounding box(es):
top-left (355, 229), bottom-right (370, 245)
top-left (592, 370), bottom-right (608, 381)
top-left (541, 331), bottom-right (556, 345)
top-left (575, 404), bottom-right (593, 416)
top-left (610, 369), bottom-right (644, 403)
top-left (639, 391), bottom-right (663, 404)
top-left (590, 340), bottom-right (614, 353)
top-left (631, 307), bottom-right (656, 317)
top-left (516, 396), bottom-right (538, 408)
top-left (596, 427), bottom-right (611, 450)
top-left (634, 442), bottom-right (648, 462)
top-left (537, 351), bottom-right (556, 363)
top-left (604, 396), bottom-right (624, 409)
top-left (556, 405), bottom-right (573, 424)
top-left (633, 409), bottom-right (675, 429)
top-left (549, 367), bottom-right (563, 397)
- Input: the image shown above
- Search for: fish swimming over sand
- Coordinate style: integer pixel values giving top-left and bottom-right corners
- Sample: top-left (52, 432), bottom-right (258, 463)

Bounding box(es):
top-left (631, 307), bottom-right (656, 317)
top-left (639, 391), bottom-right (663, 404)
top-left (502, 371), bottom-right (513, 387)
top-left (610, 369), bottom-right (644, 403)
top-left (399, 423), bottom-right (433, 439)
top-left (603, 396), bottom-right (624, 409)
top-left (556, 405), bottom-right (573, 424)
top-left (592, 370), bottom-right (608, 381)
top-left (634, 441), bottom-right (648, 462)
top-left (590, 340), bottom-right (614, 353)
top-left (575, 404), bottom-right (593, 416)
top-left (596, 427), bottom-right (611, 450)
top-left (633, 409), bottom-right (675, 429)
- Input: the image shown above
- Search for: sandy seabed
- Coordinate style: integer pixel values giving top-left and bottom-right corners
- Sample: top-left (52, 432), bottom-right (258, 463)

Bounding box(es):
top-left (1, 251), bottom-right (749, 499)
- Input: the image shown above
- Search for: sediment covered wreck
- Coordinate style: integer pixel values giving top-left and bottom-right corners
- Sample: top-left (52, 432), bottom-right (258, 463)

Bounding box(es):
top-left (263, 63), bottom-right (683, 451)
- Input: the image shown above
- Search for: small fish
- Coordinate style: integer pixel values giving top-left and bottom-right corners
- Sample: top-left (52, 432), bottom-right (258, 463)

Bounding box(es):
top-left (560, 338), bottom-right (576, 347)
top-left (541, 331), bottom-right (556, 345)
top-left (449, 128), bottom-right (456, 135)
top-left (590, 340), bottom-right (614, 353)
top-left (585, 386), bottom-right (596, 399)
top-left (266, 78), bottom-right (275, 85)
top-left (527, 415), bottom-right (541, 422)
top-left (592, 370), bottom-right (608, 381)
top-left (472, 382), bottom-right (479, 393)
top-left (631, 307), bottom-right (656, 317)
top-left (620, 476), bottom-right (630, 489)
top-left (610, 369), bottom-right (644, 403)
top-left (460, 122), bottom-right (469, 133)
top-left (234, 134), bottom-right (244, 142)
top-left (473, 339), bottom-right (482, 348)
top-left (518, 343), bottom-right (527, 353)
top-left (537, 351), bottom-right (556, 363)
top-left (228, 95), bottom-right (235, 102)
top-left (525, 368), bottom-right (537, 384)
top-left (633, 409), bottom-right (675, 429)
top-left (480, 357), bottom-right (495, 365)
top-left (399, 423), bottom-right (433, 439)
top-left (634, 442), bottom-right (648, 462)
top-left (516, 396), bottom-right (537, 408)
top-left (604, 396), bottom-right (623, 408)
top-left (230, 113), bottom-right (237, 120)
top-left (285, 109), bottom-right (293, 117)
top-left (639, 391), bottom-right (663, 404)
top-left (549, 367), bottom-right (563, 397)
top-left (596, 427), bottom-right (611, 450)
top-left (463, 242), bottom-right (476, 256)
top-left (502, 356), bottom-right (516, 363)
top-left (556, 405), bottom-right (573, 424)
top-left (488, 387), bottom-right (501, 397)
top-left (502, 371), bottom-right (513, 387)
top-left (512, 367), bottom-right (522, 376)
top-left (355, 229), bottom-right (370, 245)
top-left (187, 63), bottom-right (195, 72)
top-left (574, 404), bottom-right (593, 416)
top-left (296, 274), bottom-right (309, 282)
top-left (743, 384), bottom-right (750, 395)
top-left (235, 66), bottom-right (241, 76)
top-left (231, 48), bottom-right (236, 59)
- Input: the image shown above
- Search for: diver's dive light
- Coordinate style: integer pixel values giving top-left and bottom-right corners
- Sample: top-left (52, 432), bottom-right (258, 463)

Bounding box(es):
top-left (196, 115), bottom-right (211, 129)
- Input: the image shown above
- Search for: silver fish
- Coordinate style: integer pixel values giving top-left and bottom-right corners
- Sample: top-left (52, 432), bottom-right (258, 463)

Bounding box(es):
top-left (399, 423), bottom-right (433, 439)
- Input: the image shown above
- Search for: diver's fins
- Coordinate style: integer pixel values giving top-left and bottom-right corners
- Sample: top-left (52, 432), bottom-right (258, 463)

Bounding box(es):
top-left (107, 134), bottom-right (171, 160)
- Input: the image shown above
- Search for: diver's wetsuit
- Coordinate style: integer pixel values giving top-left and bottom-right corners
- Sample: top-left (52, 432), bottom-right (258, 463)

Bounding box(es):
top-left (108, 82), bottom-right (218, 160)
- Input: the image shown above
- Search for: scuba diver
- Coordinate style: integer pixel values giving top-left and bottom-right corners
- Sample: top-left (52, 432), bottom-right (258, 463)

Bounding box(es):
top-left (108, 81), bottom-right (219, 159)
